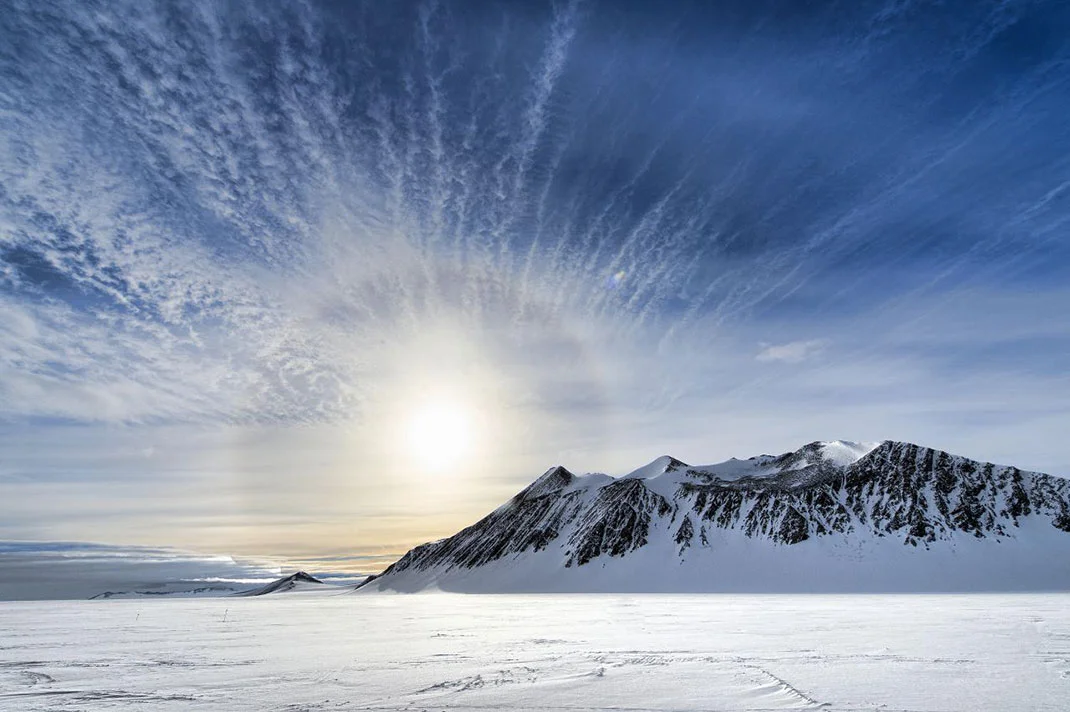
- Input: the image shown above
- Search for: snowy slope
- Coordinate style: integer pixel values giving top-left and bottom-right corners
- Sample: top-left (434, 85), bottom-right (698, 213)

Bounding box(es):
top-left (363, 440), bottom-right (1070, 592)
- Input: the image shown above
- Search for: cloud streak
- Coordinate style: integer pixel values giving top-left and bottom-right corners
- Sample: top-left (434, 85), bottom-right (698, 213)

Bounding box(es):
top-left (756, 340), bottom-right (829, 364)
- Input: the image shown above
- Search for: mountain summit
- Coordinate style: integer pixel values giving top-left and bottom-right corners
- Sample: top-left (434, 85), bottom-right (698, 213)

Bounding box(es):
top-left (362, 440), bottom-right (1070, 593)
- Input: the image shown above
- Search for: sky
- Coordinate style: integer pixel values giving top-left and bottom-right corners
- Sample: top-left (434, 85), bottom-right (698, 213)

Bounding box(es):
top-left (1, 0), bottom-right (1069, 588)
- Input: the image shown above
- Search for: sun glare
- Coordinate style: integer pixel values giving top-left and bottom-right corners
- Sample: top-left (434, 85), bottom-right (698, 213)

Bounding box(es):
top-left (403, 400), bottom-right (475, 472)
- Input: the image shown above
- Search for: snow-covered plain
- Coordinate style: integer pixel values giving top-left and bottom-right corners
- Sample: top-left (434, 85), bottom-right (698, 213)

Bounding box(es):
top-left (1, 593), bottom-right (1068, 711)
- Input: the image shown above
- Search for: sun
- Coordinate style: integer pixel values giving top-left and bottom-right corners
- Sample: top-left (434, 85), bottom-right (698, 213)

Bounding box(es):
top-left (403, 400), bottom-right (475, 472)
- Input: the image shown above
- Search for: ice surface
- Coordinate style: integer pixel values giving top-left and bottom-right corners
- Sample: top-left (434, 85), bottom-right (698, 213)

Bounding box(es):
top-left (1, 593), bottom-right (1068, 711)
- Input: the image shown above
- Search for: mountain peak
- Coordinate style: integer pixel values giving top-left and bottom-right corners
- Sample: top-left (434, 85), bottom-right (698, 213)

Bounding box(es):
top-left (623, 455), bottom-right (689, 480)
top-left (289, 571), bottom-right (321, 583)
top-left (515, 465), bottom-right (576, 500)
top-left (811, 440), bottom-right (882, 466)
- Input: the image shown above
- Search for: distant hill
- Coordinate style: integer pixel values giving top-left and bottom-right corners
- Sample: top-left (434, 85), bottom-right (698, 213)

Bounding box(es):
top-left (235, 571), bottom-right (331, 596)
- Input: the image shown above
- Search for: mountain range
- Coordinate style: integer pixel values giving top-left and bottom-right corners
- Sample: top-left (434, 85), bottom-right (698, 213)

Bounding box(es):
top-left (361, 440), bottom-right (1070, 592)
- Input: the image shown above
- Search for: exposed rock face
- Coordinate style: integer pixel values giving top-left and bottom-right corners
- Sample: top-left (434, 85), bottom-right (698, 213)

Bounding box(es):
top-left (567, 478), bottom-right (673, 566)
top-left (679, 441), bottom-right (1070, 547)
top-left (376, 441), bottom-right (1070, 588)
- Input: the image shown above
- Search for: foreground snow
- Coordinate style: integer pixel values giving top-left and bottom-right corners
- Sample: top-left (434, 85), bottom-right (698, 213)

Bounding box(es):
top-left (1, 594), bottom-right (1068, 711)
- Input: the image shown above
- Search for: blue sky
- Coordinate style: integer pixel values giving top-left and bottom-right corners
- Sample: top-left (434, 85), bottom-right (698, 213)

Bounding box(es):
top-left (1, 0), bottom-right (1068, 575)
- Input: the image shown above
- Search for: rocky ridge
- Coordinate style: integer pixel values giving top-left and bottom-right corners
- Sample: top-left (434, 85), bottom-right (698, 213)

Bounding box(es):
top-left (371, 440), bottom-right (1070, 588)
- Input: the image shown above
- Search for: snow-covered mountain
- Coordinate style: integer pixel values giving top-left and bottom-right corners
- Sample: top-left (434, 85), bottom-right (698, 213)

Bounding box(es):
top-left (362, 440), bottom-right (1070, 593)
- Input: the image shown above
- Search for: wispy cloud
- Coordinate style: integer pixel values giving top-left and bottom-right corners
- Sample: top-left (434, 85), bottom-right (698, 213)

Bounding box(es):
top-left (756, 339), bottom-right (828, 364)
top-left (1, 0), bottom-right (1065, 429)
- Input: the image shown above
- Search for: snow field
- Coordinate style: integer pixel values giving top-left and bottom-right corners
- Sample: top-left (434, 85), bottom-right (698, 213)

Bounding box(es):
top-left (1, 593), bottom-right (1068, 711)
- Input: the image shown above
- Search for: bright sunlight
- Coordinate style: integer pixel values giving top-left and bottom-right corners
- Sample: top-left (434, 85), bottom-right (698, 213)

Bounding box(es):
top-left (403, 400), bottom-right (476, 472)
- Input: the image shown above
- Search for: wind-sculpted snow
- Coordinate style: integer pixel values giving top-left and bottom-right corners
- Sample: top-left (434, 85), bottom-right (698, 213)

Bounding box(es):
top-left (368, 440), bottom-right (1070, 592)
top-left (4, 595), bottom-right (1070, 711)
